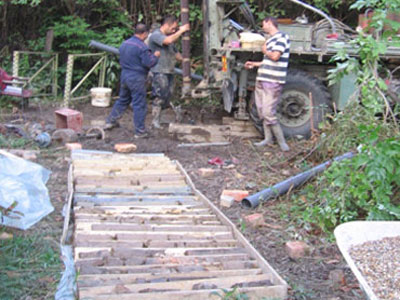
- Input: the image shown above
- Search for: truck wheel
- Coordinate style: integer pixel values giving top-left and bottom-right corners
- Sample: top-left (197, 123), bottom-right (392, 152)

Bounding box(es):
top-left (249, 70), bottom-right (332, 138)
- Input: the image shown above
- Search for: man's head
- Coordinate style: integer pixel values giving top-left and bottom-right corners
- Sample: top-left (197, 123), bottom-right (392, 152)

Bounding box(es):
top-left (262, 17), bottom-right (278, 34)
top-left (160, 15), bottom-right (179, 35)
top-left (134, 23), bottom-right (149, 40)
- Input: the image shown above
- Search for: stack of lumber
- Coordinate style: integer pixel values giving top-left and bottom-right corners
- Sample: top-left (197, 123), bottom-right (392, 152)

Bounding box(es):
top-left (70, 150), bottom-right (287, 299)
top-left (168, 117), bottom-right (261, 143)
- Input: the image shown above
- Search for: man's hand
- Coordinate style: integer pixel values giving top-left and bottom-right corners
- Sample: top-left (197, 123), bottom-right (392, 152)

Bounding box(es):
top-left (179, 23), bottom-right (190, 33)
top-left (154, 51), bottom-right (161, 57)
top-left (244, 61), bottom-right (254, 69)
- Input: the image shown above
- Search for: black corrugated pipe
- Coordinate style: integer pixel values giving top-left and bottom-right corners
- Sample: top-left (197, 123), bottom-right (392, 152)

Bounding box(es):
top-left (241, 152), bottom-right (355, 209)
top-left (88, 40), bottom-right (203, 81)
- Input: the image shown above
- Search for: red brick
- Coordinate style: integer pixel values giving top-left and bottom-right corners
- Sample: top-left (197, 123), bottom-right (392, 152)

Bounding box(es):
top-left (198, 168), bottom-right (215, 178)
top-left (65, 143), bottom-right (82, 150)
top-left (114, 143), bottom-right (137, 153)
top-left (222, 189), bottom-right (249, 202)
top-left (244, 213), bottom-right (265, 228)
top-left (285, 241), bottom-right (310, 259)
top-left (55, 108), bottom-right (83, 133)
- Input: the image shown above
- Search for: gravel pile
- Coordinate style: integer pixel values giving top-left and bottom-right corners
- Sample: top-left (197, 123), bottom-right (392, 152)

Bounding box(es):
top-left (350, 236), bottom-right (400, 300)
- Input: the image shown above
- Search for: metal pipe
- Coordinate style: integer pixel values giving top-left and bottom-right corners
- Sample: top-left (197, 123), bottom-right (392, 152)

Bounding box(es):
top-left (241, 152), bottom-right (354, 209)
top-left (288, 0), bottom-right (336, 33)
top-left (88, 40), bottom-right (203, 81)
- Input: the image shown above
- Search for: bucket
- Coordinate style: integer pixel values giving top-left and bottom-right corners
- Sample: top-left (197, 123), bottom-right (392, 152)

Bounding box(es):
top-left (90, 87), bottom-right (112, 107)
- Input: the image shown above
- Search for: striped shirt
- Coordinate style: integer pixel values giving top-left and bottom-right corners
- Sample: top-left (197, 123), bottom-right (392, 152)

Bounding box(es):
top-left (256, 32), bottom-right (290, 84)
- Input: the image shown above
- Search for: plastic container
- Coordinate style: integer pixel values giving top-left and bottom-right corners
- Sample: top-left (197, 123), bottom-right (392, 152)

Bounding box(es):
top-left (334, 221), bottom-right (400, 300)
top-left (239, 32), bottom-right (266, 49)
top-left (90, 87), bottom-right (112, 107)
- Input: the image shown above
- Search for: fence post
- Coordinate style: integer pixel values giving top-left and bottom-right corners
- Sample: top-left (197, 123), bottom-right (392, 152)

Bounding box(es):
top-left (63, 54), bottom-right (75, 107)
top-left (12, 51), bottom-right (19, 78)
top-left (99, 54), bottom-right (107, 87)
top-left (53, 53), bottom-right (59, 98)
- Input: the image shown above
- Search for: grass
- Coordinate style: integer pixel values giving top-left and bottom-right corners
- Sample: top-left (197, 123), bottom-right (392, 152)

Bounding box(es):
top-left (0, 230), bottom-right (61, 300)
top-left (0, 135), bottom-right (35, 149)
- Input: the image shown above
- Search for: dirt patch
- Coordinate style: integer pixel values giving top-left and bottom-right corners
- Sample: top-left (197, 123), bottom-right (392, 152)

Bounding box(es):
top-left (1, 100), bottom-right (364, 299)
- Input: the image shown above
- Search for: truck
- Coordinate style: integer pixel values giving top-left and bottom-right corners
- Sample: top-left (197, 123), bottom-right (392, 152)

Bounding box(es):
top-left (190, 0), bottom-right (400, 138)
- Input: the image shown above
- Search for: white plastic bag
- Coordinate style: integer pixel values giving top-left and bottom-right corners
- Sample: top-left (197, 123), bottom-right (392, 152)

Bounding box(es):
top-left (0, 150), bottom-right (54, 230)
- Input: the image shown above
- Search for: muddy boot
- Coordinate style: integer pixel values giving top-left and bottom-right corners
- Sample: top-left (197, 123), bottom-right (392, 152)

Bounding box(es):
top-left (151, 106), bottom-right (162, 129)
top-left (271, 124), bottom-right (290, 152)
top-left (254, 123), bottom-right (273, 147)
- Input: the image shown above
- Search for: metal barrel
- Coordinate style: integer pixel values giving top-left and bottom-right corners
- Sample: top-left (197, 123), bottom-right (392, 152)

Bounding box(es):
top-left (241, 152), bottom-right (355, 209)
top-left (89, 40), bottom-right (203, 81)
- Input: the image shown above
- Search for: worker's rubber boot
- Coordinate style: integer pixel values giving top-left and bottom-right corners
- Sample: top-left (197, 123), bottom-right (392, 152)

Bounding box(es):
top-left (271, 124), bottom-right (290, 152)
top-left (254, 123), bottom-right (273, 147)
top-left (151, 106), bottom-right (162, 129)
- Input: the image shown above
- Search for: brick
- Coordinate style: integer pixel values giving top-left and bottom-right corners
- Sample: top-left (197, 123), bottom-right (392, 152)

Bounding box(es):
top-left (198, 168), bottom-right (215, 178)
top-left (285, 241), bottom-right (310, 259)
top-left (55, 108), bottom-right (83, 133)
top-left (220, 194), bottom-right (235, 208)
top-left (114, 143), bottom-right (137, 153)
top-left (244, 213), bottom-right (265, 228)
top-left (0, 232), bottom-right (13, 240)
top-left (65, 143), bottom-right (82, 150)
top-left (222, 189), bottom-right (249, 202)
top-left (329, 269), bottom-right (346, 288)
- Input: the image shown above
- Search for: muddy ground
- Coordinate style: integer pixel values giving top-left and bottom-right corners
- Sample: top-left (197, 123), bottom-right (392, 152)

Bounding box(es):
top-left (1, 99), bottom-right (364, 299)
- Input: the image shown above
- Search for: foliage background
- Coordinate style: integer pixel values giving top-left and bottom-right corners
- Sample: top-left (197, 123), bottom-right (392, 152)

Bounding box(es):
top-left (0, 0), bottom-right (360, 55)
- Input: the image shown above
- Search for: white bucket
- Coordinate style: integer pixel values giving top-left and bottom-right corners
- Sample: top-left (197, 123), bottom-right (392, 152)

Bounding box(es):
top-left (90, 87), bottom-right (112, 107)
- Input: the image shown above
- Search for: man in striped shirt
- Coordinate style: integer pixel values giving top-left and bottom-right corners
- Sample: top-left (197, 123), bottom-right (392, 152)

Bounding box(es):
top-left (245, 17), bottom-right (290, 151)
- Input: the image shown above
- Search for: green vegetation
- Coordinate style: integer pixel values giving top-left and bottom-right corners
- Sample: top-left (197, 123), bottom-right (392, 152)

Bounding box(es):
top-left (0, 232), bottom-right (61, 300)
top-left (289, 0), bottom-right (400, 233)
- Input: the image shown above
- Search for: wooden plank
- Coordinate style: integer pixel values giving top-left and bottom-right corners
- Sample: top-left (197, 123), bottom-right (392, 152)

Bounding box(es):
top-left (74, 246), bottom-right (247, 259)
top-left (75, 252), bottom-right (250, 269)
top-left (74, 239), bottom-right (238, 249)
top-left (75, 181), bottom-right (188, 191)
top-left (78, 286), bottom-right (286, 300)
top-left (77, 268), bottom-right (264, 287)
top-left (74, 231), bottom-right (234, 247)
top-left (74, 212), bottom-right (217, 221)
top-left (174, 133), bottom-right (230, 143)
top-left (74, 195), bottom-right (201, 206)
top-left (75, 222), bottom-right (230, 232)
top-left (78, 274), bottom-right (273, 296)
top-left (74, 204), bottom-right (209, 213)
top-left (77, 259), bottom-right (259, 275)
top-left (71, 149), bottom-right (165, 160)
top-left (74, 174), bottom-right (184, 185)
top-left (73, 169), bottom-right (182, 177)
top-left (74, 186), bottom-right (192, 195)
top-left (168, 123), bottom-right (231, 135)
top-left (74, 217), bottom-right (220, 225)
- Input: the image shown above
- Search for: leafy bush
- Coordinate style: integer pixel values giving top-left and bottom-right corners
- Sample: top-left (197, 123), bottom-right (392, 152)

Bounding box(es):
top-left (290, 0), bottom-right (400, 233)
top-left (296, 124), bottom-right (400, 232)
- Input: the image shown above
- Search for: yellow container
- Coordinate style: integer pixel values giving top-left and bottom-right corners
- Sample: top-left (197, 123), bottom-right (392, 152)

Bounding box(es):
top-left (90, 87), bottom-right (112, 107)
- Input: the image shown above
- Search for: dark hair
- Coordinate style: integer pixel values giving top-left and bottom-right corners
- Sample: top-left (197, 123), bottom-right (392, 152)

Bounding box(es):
top-left (263, 17), bottom-right (278, 28)
top-left (135, 23), bottom-right (149, 34)
top-left (161, 15), bottom-right (178, 26)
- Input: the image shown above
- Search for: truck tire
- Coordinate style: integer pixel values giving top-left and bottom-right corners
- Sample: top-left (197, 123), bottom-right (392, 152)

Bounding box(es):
top-left (249, 69), bottom-right (332, 138)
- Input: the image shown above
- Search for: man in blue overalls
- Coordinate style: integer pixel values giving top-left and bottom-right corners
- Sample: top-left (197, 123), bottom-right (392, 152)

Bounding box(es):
top-left (105, 23), bottom-right (160, 138)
